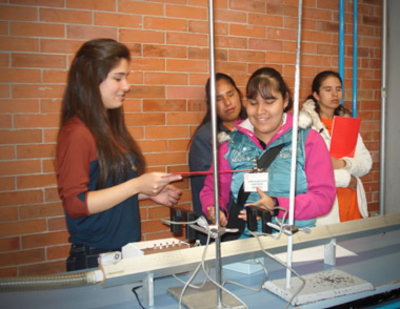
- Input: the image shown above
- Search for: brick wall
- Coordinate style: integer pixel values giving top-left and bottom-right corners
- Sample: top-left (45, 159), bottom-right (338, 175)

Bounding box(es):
top-left (0, 0), bottom-right (382, 276)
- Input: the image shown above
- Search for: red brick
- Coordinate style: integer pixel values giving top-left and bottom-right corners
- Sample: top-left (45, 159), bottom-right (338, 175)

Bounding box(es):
top-left (12, 53), bottom-right (66, 68)
top-left (44, 187), bottom-right (61, 202)
top-left (118, 0), bottom-right (164, 16)
top-left (148, 205), bottom-right (170, 220)
top-left (165, 4), bottom-right (207, 20)
top-left (216, 36), bottom-right (247, 49)
top-left (230, 24), bottom-right (266, 38)
top-left (139, 140), bottom-right (168, 153)
top-left (41, 99), bottom-right (62, 113)
top-left (167, 59), bottom-right (208, 72)
top-left (95, 12), bottom-right (142, 28)
top-left (16, 144), bottom-right (56, 159)
top-left (40, 8), bottom-right (92, 24)
top-left (14, 114), bottom-right (60, 128)
top-left (22, 231), bottom-right (69, 249)
top-left (67, 25), bottom-right (117, 40)
top-left (214, 9), bottom-right (247, 23)
top-left (43, 129), bottom-right (59, 144)
top-left (0, 248), bottom-right (44, 267)
top-left (189, 21), bottom-right (228, 35)
top-left (0, 37), bottom-right (40, 52)
top-left (125, 113), bottom-right (165, 126)
top-left (168, 33), bottom-right (210, 47)
top-left (0, 68), bottom-right (41, 83)
top-left (0, 237), bottom-right (21, 252)
top-left (0, 84), bottom-right (9, 98)
top-left (0, 129), bottom-right (42, 144)
top-left (0, 207), bottom-right (18, 222)
top-left (0, 219), bottom-right (46, 237)
top-left (249, 13), bottom-right (283, 27)
top-left (11, 84), bottom-right (65, 99)
top-left (167, 86), bottom-right (204, 99)
top-left (20, 260), bottom-right (66, 276)
top-left (122, 99), bottom-right (141, 113)
top-left (0, 115), bottom-right (11, 128)
top-left (0, 160), bottom-right (41, 177)
top-left (0, 176), bottom-right (15, 190)
top-left (11, 0), bottom-right (64, 7)
top-left (144, 17), bottom-right (187, 31)
top-left (120, 29), bottom-right (164, 44)
top-left (0, 53), bottom-right (8, 67)
top-left (0, 21), bottom-right (7, 35)
top-left (167, 112), bottom-right (204, 125)
top-left (130, 57), bottom-right (165, 71)
top-left (40, 39), bottom-right (83, 54)
top-left (11, 22), bottom-right (64, 38)
top-left (47, 244), bottom-right (70, 260)
top-left (143, 44), bottom-right (186, 59)
top-left (230, 0), bottom-right (266, 13)
top-left (0, 5), bottom-right (37, 21)
top-left (145, 126), bottom-right (188, 140)
top-left (0, 99), bottom-right (39, 113)
top-left (249, 38), bottom-right (283, 51)
top-left (129, 86), bottom-right (165, 99)
top-left (188, 47), bottom-right (227, 61)
top-left (48, 217), bottom-right (67, 231)
top-left (266, 52), bottom-right (296, 64)
top-left (143, 100), bottom-right (186, 112)
top-left (20, 202), bottom-right (63, 220)
top-left (0, 267), bottom-right (17, 277)
top-left (145, 73), bottom-right (188, 86)
top-left (267, 28), bottom-right (297, 41)
top-left (66, 0), bottom-right (116, 11)
top-left (230, 50), bottom-right (265, 63)
top-left (168, 139), bottom-right (191, 152)
top-left (17, 173), bottom-right (56, 189)
top-left (215, 61), bottom-right (247, 74)
top-left (141, 219), bottom-right (170, 234)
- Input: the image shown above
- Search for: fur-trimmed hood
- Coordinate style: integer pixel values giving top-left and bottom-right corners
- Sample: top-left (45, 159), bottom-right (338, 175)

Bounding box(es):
top-left (218, 108), bottom-right (316, 145)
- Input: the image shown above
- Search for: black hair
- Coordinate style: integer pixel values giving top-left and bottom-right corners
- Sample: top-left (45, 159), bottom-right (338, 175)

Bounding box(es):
top-left (246, 67), bottom-right (293, 112)
top-left (306, 70), bottom-right (350, 116)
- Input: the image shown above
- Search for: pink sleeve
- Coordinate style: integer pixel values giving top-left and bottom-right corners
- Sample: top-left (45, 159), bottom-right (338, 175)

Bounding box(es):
top-left (277, 129), bottom-right (336, 220)
top-left (200, 142), bottom-right (233, 215)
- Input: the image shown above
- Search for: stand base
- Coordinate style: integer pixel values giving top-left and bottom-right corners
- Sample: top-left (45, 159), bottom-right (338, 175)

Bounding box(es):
top-left (167, 281), bottom-right (244, 309)
top-left (263, 269), bottom-right (374, 306)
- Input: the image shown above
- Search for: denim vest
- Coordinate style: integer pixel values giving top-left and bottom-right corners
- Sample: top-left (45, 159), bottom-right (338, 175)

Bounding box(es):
top-left (226, 127), bottom-right (316, 233)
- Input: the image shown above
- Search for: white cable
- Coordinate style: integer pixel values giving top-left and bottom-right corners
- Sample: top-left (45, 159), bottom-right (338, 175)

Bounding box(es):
top-left (249, 230), bottom-right (306, 309)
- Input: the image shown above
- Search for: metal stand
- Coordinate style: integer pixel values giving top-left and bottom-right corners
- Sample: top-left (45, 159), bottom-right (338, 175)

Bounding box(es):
top-left (142, 273), bottom-right (154, 307)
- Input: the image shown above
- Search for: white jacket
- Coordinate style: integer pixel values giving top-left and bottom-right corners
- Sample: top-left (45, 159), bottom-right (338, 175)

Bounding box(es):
top-left (299, 100), bottom-right (373, 225)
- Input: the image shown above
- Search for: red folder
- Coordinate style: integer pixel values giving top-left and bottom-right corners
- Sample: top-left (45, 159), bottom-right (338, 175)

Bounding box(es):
top-left (330, 116), bottom-right (361, 159)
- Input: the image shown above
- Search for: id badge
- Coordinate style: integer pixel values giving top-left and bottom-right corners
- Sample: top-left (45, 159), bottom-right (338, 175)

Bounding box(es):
top-left (244, 172), bottom-right (269, 192)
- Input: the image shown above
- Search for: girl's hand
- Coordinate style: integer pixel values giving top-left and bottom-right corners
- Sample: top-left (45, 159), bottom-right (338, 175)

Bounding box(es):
top-left (331, 157), bottom-right (346, 170)
top-left (206, 206), bottom-right (228, 227)
top-left (137, 172), bottom-right (182, 196)
top-left (348, 175), bottom-right (357, 190)
top-left (245, 187), bottom-right (275, 214)
top-left (150, 184), bottom-right (182, 206)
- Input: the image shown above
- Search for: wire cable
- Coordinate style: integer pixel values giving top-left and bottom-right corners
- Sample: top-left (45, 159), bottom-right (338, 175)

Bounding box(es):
top-left (131, 285), bottom-right (146, 309)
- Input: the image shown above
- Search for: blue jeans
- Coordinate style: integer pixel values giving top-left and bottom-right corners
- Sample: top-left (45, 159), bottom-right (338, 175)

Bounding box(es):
top-left (66, 243), bottom-right (120, 271)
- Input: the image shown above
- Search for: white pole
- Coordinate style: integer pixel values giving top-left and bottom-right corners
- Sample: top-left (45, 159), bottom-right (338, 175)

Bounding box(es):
top-left (207, 0), bottom-right (223, 307)
top-left (286, 0), bottom-right (303, 289)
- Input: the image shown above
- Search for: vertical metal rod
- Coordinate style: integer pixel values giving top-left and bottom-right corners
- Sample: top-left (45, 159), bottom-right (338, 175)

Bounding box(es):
top-left (339, 0), bottom-right (345, 106)
top-left (286, 0), bottom-right (303, 289)
top-left (352, 0), bottom-right (358, 117)
top-left (380, 0), bottom-right (387, 215)
top-left (207, 0), bottom-right (223, 307)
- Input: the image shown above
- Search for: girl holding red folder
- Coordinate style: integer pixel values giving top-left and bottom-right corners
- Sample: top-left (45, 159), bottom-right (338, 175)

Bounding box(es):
top-left (300, 71), bottom-right (372, 224)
